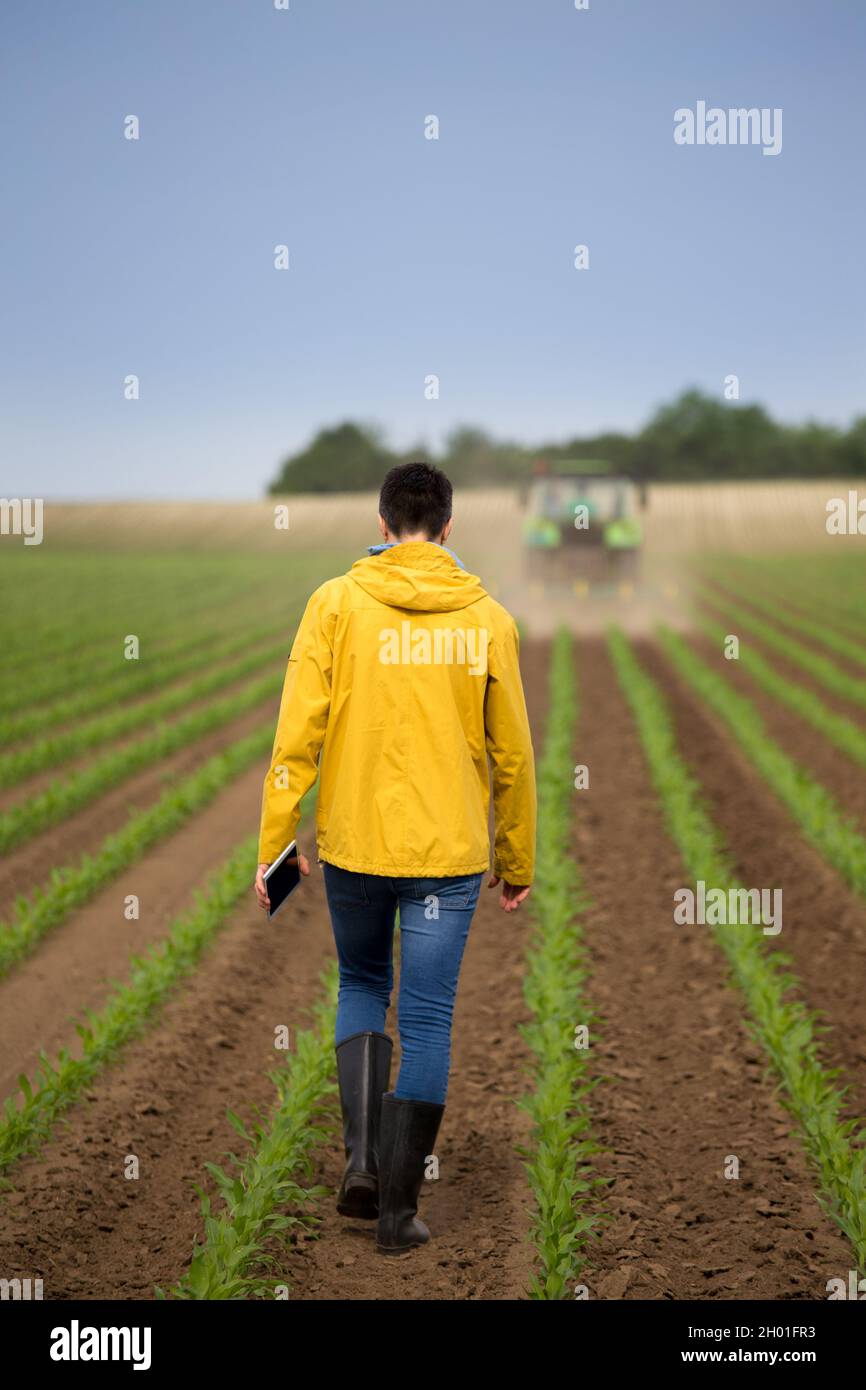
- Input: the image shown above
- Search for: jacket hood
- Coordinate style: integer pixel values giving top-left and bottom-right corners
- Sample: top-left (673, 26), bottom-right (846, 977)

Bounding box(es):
top-left (348, 542), bottom-right (488, 613)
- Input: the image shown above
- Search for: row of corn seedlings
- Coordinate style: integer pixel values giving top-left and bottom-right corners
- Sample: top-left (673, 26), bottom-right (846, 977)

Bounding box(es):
top-left (518, 628), bottom-right (605, 1299)
top-left (0, 834), bottom-right (263, 1171)
top-left (696, 615), bottom-right (866, 768)
top-left (0, 621), bottom-right (292, 784)
top-left (698, 588), bottom-right (866, 704)
top-left (164, 966), bottom-right (340, 1300)
top-left (0, 723), bottom-right (283, 977)
top-left (657, 626), bottom-right (866, 899)
top-left (0, 669), bottom-right (284, 853)
top-left (609, 628), bottom-right (866, 1272)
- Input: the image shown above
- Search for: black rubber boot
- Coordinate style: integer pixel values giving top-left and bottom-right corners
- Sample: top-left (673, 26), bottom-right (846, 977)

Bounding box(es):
top-left (335, 1030), bottom-right (393, 1219)
top-left (376, 1091), bottom-right (445, 1254)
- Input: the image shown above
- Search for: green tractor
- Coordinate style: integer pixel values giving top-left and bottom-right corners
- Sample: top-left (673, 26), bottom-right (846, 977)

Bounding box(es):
top-left (522, 459), bottom-right (646, 584)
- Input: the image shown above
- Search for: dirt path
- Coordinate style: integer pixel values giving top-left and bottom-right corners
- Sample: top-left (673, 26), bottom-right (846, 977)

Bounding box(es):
top-left (640, 640), bottom-right (866, 1129)
top-left (574, 638), bottom-right (853, 1300)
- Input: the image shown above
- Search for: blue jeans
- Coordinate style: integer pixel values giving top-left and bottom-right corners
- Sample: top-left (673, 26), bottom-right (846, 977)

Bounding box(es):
top-left (322, 863), bottom-right (484, 1105)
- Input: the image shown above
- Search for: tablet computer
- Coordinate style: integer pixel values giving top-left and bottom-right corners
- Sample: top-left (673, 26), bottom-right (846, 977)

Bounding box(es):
top-left (263, 840), bottom-right (301, 919)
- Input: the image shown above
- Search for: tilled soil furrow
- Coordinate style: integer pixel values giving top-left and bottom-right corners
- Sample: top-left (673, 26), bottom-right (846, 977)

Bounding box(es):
top-left (688, 632), bottom-right (866, 831)
top-left (0, 658), bottom-right (287, 812)
top-left (638, 639), bottom-right (866, 1128)
top-left (0, 700), bottom-right (279, 908)
top-left (697, 594), bottom-right (866, 726)
top-left (0, 761), bottom-right (270, 1100)
top-left (575, 638), bottom-right (852, 1300)
top-left (0, 874), bottom-right (335, 1299)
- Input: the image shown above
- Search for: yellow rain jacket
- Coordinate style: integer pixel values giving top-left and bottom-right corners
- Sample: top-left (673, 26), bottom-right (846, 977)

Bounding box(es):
top-left (258, 542), bottom-right (536, 882)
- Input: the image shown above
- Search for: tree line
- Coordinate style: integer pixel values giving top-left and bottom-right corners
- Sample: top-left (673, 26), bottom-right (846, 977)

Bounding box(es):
top-left (267, 389), bottom-right (866, 493)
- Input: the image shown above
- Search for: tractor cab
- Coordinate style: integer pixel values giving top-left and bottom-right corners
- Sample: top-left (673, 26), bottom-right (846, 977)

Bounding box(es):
top-left (522, 459), bottom-right (645, 583)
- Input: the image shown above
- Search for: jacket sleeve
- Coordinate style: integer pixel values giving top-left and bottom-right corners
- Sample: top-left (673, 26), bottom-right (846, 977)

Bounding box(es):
top-left (257, 585), bottom-right (334, 863)
top-left (484, 617), bottom-right (537, 884)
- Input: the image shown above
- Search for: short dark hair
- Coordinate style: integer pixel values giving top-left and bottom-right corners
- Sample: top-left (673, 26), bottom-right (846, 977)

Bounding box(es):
top-left (378, 461), bottom-right (453, 538)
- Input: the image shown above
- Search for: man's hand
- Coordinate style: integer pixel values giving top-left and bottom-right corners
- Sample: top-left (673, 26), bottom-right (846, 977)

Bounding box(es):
top-left (487, 874), bottom-right (531, 913)
top-left (254, 854), bottom-right (311, 912)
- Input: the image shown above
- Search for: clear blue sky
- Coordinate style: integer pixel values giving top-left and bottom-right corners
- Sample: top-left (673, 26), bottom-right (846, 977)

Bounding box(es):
top-left (2, 0), bottom-right (864, 499)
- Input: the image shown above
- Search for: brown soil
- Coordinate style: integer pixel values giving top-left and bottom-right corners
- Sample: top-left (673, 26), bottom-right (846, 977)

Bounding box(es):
top-left (0, 699), bottom-right (280, 909)
top-left (0, 875), bottom-right (336, 1299)
top-left (0, 759), bottom-right (271, 1100)
top-left (689, 632), bottom-right (866, 833)
top-left (572, 639), bottom-right (852, 1300)
top-left (0, 645), bottom-right (548, 1301)
top-left (698, 589), bottom-right (866, 724)
top-left (0, 636), bottom-right (858, 1301)
top-left (640, 639), bottom-right (866, 1127)
top-left (749, 587), bottom-right (866, 645)
top-left (0, 655), bottom-right (287, 813)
